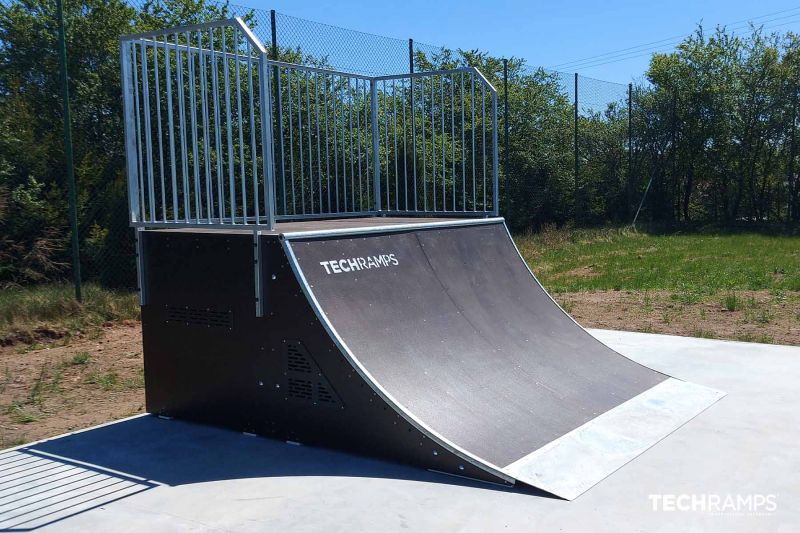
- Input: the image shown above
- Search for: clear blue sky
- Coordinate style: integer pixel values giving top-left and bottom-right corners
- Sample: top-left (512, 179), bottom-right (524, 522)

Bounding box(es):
top-left (248, 0), bottom-right (800, 84)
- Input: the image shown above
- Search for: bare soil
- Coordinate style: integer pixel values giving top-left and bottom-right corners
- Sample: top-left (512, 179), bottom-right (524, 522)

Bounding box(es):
top-left (1, 289), bottom-right (797, 449)
top-left (0, 320), bottom-right (145, 449)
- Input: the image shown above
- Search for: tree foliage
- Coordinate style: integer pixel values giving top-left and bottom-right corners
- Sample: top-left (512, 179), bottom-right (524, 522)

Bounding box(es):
top-left (1, 4), bottom-right (798, 286)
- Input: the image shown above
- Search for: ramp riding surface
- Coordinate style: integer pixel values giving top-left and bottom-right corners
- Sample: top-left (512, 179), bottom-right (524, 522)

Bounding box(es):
top-left (283, 218), bottom-right (723, 499)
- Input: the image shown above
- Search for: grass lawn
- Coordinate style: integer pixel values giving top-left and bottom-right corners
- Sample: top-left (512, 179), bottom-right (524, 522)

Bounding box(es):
top-left (0, 283), bottom-right (140, 346)
top-left (515, 226), bottom-right (800, 344)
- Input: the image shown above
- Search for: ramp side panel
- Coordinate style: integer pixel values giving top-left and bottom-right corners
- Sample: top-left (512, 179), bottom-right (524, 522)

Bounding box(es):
top-left (285, 222), bottom-right (667, 468)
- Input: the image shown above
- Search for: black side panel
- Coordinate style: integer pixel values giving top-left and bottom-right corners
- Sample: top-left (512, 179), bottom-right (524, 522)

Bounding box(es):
top-left (140, 231), bottom-right (507, 485)
top-left (287, 222), bottom-right (666, 468)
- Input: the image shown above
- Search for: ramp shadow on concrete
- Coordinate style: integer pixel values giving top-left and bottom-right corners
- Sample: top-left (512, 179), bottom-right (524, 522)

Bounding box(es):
top-left (0, 415), bottom-right (551, 530)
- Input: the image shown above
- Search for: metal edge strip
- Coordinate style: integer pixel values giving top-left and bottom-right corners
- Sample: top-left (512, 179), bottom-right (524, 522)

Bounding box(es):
top-left (502, 377), bottom-right (726, 500)
top-left (279, 237), bottom-right (515, 485)
top-left (281, 216), bottom-right (505, 240)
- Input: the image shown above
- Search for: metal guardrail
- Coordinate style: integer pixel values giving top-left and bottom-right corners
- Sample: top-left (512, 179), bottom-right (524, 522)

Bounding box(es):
top-left (120, 18), bottom-right (498, 230)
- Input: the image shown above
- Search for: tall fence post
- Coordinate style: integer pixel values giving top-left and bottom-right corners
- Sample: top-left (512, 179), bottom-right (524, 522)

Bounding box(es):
top-left (574, 72), bottom-right (580, 223)
top-left (628, 83), bottom-right (633, 181)
top-left (371, 80), bottom-right (382, 212)
top-left (503, 59), bottom-right (509, 205)
top-left (408, 38), bottom-right (414, 74)
top-left (56, 0), bottom-right (81, 302)
top-left (790, 83), bottom-right (798, 221)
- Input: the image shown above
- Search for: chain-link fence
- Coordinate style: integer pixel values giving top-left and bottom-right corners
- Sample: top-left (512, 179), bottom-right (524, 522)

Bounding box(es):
top-left (0, 0), bottom-right (800, 287)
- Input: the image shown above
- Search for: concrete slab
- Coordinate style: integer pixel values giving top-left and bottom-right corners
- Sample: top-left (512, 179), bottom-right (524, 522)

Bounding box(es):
top-left (1, 330), bottom-right (797, 532)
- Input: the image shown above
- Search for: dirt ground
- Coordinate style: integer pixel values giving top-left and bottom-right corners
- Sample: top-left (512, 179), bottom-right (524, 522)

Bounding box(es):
top-left (0, 321), bottom-right (145, 449)
top-left (1, 289), bottom-right (798, 449)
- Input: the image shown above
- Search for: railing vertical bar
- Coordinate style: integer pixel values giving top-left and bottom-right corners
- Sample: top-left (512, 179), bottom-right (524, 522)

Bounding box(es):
top-left (492, 89), bottom-right (499, 216)
top-left (411, 76), bottom-right (417, 211)
top-left (287, 68), bottom-right (296, 214)
top-left (460, 71), bottom-right (465, 212)
top-left (333, 75), bottom-right (339, 212)
top-left (276, 66), bottom-right (286, 215)
top-left (164, 35), bottom-right (178, 221)
top-left (431, 75), bottom-right (436, 212)
top-left (259, 53), bottom-right (276, 229)
top-left (402, 77), bottom-right (408, 211)
top-left (247, 42), bottom-right (260, 224)
top-left (315, 73), bottom-right (322, 213)
top-left (198, 31), bottom-right (213, 222)
top-left (298, 70), bottom-right (305, 215)
top-left (383, 80), bottom-right (389, 210)
top-left (306, 72), bottom-right (314, 214)
top-left (130, 43), bottom-right (145, 222)
top-left (153, 36), bottom-right (166, 221)
top-left (324, 75), bottom-right (331, 212)
top-left (450, 73), bottom-right (456, 212)
top-left (393, 79), bottom-right (399, 211)
top-left (210, 28), bottom-right (225, 222)
top-left (482, 80), bottom-right (487, 212)
top-left (471, 72), bottom-right (476, 211)
top-left (440, 73), bottom-right (445, 212)
top-left (356, 79), bottom-right (363, 211)
top-left (222, 29), bottom-right (236, 223)
top-left (174, 34), bottom-right (188, 222)
top-left (421, 75), bottom-right (427, 212)
top-left (140, 41), bottom-right (155, 222)
top-left (363, 80), bottom-right (370, 210)
top-left (342, 78), bottom-right (349, 212)
top-left (370, 79), bottom-right (381, 212)
top-left (235, 31), bottom-right (247, 223)
top-left (185, 32), bottom-right (200, 222)
top-left (348, 78), bottom-right (356, 211)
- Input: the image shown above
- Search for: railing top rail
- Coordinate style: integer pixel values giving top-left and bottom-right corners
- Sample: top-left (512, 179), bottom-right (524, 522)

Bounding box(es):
top-left (470, 67), bottom-right (497, 93)
top-left (120, 17), bottom-right (267, 55)
top-left (372, 67), bottom-right (483, 83)
top-left (266, 59), bottom-right (374, 81)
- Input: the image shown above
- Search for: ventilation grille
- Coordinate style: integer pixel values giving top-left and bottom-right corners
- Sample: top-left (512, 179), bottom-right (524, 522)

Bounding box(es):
top-left (165, 306), bottom-right (233, 328)
top-left (284, 341), bottom-right (342, 407)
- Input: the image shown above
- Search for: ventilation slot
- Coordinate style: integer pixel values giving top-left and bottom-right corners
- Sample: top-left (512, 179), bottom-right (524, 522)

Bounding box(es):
top-left (287, 345), bottom-right (313, 374)
top-left (317, 383), bottom-right (337, 405)
top-left (165, 306), bottom-right (233, 328)
top-left (288, 378), bottom-right (313, 401)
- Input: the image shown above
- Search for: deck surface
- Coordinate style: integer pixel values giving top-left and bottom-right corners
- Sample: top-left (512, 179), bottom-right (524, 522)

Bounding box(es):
top-left (1, 331), bottom-right (797, 532)
top-left (154, 216), bottom-right (453, 234)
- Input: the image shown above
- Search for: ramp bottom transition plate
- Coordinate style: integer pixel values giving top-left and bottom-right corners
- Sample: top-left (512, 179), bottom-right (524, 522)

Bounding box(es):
top-left (503, 378), bottom-right (725, 499)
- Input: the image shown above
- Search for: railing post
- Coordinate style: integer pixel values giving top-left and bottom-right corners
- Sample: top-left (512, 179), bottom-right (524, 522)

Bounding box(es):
top-left (259, 52), bottom-right (276, 229)
top-left (371, 79), bottom-right (382, 212)
top-left (502, 59), bottom-right (509, 216)
top-left (492, 89), bottom-right (499, 216)
top-left (120, 40), bottom-right (140, 225)
top-left (574, 72), bottom-right (580, 223)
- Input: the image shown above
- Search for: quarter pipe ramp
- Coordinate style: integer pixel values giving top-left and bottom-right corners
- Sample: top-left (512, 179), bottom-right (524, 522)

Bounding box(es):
top-left (140, 217), bottom-right (723, 499)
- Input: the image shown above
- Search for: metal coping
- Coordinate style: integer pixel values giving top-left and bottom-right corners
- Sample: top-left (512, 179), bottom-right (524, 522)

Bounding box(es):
top-left (279, 216), bottom-right (505, 240)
